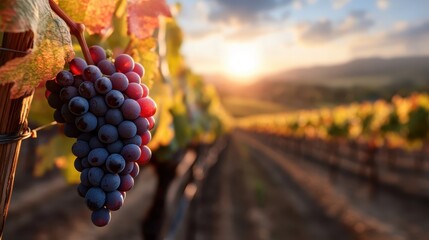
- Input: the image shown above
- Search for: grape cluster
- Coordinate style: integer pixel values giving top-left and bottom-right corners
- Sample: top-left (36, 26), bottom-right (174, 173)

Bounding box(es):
top-left (45, 46), bottom-right (156, 227)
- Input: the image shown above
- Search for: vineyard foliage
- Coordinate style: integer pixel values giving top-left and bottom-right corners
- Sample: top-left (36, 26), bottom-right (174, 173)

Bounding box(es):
top-left (0, 1), bottom-right (229, 182)
top-left (239, 93), bottom-right (429, 151)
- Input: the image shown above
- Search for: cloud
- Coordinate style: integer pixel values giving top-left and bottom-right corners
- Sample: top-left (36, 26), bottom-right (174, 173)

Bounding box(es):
top-left (208, 0), bottom-right (293, 24)
top-left (296, 10), bottom-right (374, 44)
top-left (332, 0), bottom-right (351, 9)
top-left (376, 0), bottom-right (389, 10)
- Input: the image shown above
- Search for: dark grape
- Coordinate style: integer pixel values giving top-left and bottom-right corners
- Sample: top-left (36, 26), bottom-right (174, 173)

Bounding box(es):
top-left (56, 70), bottom-right (74, 87)
top-left (73, 75), bottom-right (84, 88)
top-left (121, 144), bottom-right (141, 162)
top-left (134, 117), bottom-right (149, 135)
top-left (100, 174), bottom-right (120, 192)
top-left (61, 104), bottom-right (75, 123)
top-left (88, 148), bottom-right (109, 167)
top-left (79, 81), bottom-right (97, 99)
top-left (105, 191), bottom-right (124, 211)
top-left (69, 57), bottom-right (88, 75)
top-left (105, 154), bottom-right (126, 173)
top-left (72, 140), bottom-right (91, 157)
top-left (105, 109), bottom-right (123, 125)
top-left (46, 79), bottom-right (62, 93)
top-left (69, 96), bottom-right (89, 116)
top-left (89, 45), bottom-right (107, 65)
top-left (64, 123), bottom-right (81, 138)
top-left (94, 77), bottom-right (112, 94)
top-left (88, 167), bottom-right (104, 186)
top-left (97, 117), bottom-right (106, 130)
top-left (105, 90), bottom-right (125, 108)
top-left (89, 136), bottom-right (104, 149)
top-left (98, 124), bottom-right (119, 144)
top-left (91, 208), bottom-right (111, 227)
top-left (77, 183), bottom-right (89, 197)
top-left (80, 168), bottom-right (91, 187)
top-left (54, 109), bottom-right (65, 123)
top-left (133, 63), bottom-right (145, 77)
top-left (81, 157), bottom-right (91, 168)
top-left (85, 187), bottom-right (106, 210)
top-left (48, 93), bottom-right (62, 109)
top-left (121, 99), bottom-right (141, 120)
top-left (110, 72), bottom-right (129, 91)
top-left (83, 65), bottom-right (102, 82)
top-left (118, 121), bottom-right (137, 139)
top-left (123, 135), bottom-right (142, 146)
top-left (121, 161), bottom-right (134, 175)
top-left (75, 112), bottom-right (97, 132)
top-left (130, 162), bottom-right (140, 178)
top-left (74, 157), bottom-right (84, 172)
top-left (118, 174), bottom-right (134, 191)
top-left (125, 83), bottom-right (143, 100)
top-left (97, 59), bottom-right (116, 75)
top-left (107, 140), bottom-right (123, 154)
top-left (77, 133), bottom-right (93, 142)
top-left (60, 86), bottom-right (78, 102)
top-left (90, 96), bottom-right (108, 116)
top-left (125, 71), bottom-right (141, 84)
top-left (114, 54), bottom-right (134, 73)
top-left (137, 97), bottom-right (157, 118)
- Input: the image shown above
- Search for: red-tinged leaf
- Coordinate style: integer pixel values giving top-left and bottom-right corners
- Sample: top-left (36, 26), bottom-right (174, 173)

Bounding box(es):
top-left (127, 0), bottom-right (172, 39)
top-left (0, 0), bottom-right (74, 98)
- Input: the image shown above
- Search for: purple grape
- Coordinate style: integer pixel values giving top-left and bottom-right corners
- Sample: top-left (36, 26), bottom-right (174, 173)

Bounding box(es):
top-left (98, 124), bottom-right (119, 144)
top-left (83, 65), bottom-right (102, 82)
top-left (125, 71), bottom-right (141, 84)
top-left (80, 168), bottom-right (91, 187)
top-left (81, 157), bottom-right (91, 168)
top-left (110, 72), bottom-right (129, 91)
top-left (133, 62), bottom-right (145, 77)
top-left (94, 77), bottom-right (113, 94)
top-left (75, 112), bottom-right (97, 132)
top-left (125, 83), bottom-right (143, 100)
top-left (118, 121), bottom-right (137, 139)
top-left (88, 148), bottom-right (109, 167)
top-left (105, 191), bottom-right (124, 211)
top-left (73, 75), bottom-right (84, 88)
top-left (61, 104), bottom-right (75, 123)
top-left (77, 183), bottom-right (89, 197)
top-left (89, 136), bottom-right (104, 149)
top-left (89, 96), bottom-right (108, 116)
top-left (121, 161), bottom-right (134, 175)
top-left (121, 144), bottom-right (141, 162)
top-left (74, 157), bottom-right (84, 172)
top-left (77, 133), bottom-right (93, 142)
top-left (121, 99), bottom-right (141, 120)
top-left (89, 45), bottom-right (107, 65)
top-left (88, 167), bottom-right (105, 186)
top-left (59, 86), bottom-right (78, 102)
top-left (54, 109), bottom-right (65, 123)
top-left (91, 208), bottom-right (111, 227)
top-left (134, 117), bottom-right (149, 135)
top-left (56, 70), bottom-right (74, 87)
top-left (107, 140), bottom-right (123, 154)
top-left (48, 93), bottom-right (62, 109)
top-left (106, 154), bottom-right (126, 173)
top-left (137, 145), bottom-right (152, 165)
top-left (69, 57), bottom-right (87, 75)
top-left (105, 109), bottom-right (123, 125)
top-left (68, 96), bottom-right (89, 116)
top-left (100, 174), bottom-right (120, 192)
top-left (105, 90), bottom-right (125, 108)
top-left (123, 135), bottom-right (142, 146)
top-left (130, 162), bottom-right (140, 178)
top-left (64, 123), bottom-right (81, 138)
top-left (141, 131), bottom-right (152, 145)
top-left (46, 79), bottom-right (62, 93)
top-left (79, 81), bottom-right (97, 99)
top-left (97, 59), bottom-right (116, 75)
top-left (85, 187), bottom-right (106, 210)
top-left (72, 140), bottom-right (91, 157)
top-left (118, 174), bottom-right (134, 191)
top-left (114, 54), bottom-right (134, 73)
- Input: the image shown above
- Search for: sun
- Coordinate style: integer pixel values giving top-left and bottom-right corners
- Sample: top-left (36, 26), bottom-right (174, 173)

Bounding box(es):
top-left (224, 43), bottom-right (261, 83)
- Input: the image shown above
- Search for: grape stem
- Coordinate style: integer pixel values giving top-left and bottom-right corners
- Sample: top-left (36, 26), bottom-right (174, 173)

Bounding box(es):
top-left (48, 0), bottom-right (94, 65)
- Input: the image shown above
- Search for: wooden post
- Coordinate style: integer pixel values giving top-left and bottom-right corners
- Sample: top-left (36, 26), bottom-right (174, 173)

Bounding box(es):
top-left (0, 31), bottom-right (34, 239)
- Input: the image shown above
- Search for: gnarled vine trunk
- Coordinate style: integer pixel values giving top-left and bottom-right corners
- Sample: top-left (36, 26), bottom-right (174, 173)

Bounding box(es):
top-left (0, 31), bottom-right (34, 239)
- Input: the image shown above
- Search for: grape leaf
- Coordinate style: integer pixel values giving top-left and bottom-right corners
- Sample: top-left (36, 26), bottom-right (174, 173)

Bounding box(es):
top-left (127, 0), bottom-right (172, 39)
top-left (57, 0), bottom-right (118, 35)
top-left (129, 37), bottom-right (159, 84)
top-left (0, 0), bottom-right (74, 98)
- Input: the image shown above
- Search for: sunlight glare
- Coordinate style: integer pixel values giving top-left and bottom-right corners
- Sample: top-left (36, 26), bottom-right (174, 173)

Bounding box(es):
top-left (224, 43), bottom-right (261, 83)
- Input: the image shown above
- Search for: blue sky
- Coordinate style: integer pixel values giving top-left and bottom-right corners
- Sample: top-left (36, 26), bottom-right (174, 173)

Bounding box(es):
top-left (167, 0), bottom-right (429, 82)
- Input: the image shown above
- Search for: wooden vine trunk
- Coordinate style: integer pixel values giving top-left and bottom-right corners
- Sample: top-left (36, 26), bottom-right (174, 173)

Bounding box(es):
top-left (0, 31), bottom-right (34, 239)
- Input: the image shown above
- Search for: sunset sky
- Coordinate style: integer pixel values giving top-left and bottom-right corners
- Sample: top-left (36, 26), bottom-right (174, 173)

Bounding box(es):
top-left (168, 0), bottom-right (429, 82)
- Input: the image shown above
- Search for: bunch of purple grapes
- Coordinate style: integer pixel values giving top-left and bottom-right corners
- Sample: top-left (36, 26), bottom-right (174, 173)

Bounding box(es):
top-left (45, 46), bottom-right (156, 227)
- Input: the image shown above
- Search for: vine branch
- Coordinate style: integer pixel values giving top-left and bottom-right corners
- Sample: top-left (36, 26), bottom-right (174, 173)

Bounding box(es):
top-left (48, 0), bottom-right (94, 65)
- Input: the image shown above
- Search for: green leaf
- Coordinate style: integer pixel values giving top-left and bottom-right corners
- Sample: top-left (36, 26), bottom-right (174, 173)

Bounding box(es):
top-left (0, 0), bottom-right (74, 98)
